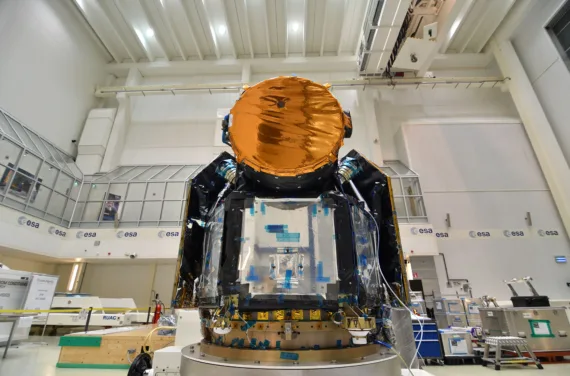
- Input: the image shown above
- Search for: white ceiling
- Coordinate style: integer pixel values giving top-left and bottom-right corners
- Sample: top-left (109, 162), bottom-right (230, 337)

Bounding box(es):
top-left (72, 0), bottom-right (525, 77)
top-left (74, 0), bottom-right (368, 62)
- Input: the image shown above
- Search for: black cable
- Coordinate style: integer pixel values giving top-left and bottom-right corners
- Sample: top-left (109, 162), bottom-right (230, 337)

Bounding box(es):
top-left (127, 352), bottom-right (152, 376)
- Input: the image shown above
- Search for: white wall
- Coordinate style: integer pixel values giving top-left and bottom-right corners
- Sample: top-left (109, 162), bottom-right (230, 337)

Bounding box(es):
top-left (375, 85), bottom-right (519, 161)
top-left (404, 120), bottom-right (570, 300)
top-left (0, 0), bottom-right (109, 155)
top-left (80, 261), bottom-right (176, 308)
top-left (120, 72), bottom-right (375, 166)
top-left (512, 0), bottom-right (570, 166)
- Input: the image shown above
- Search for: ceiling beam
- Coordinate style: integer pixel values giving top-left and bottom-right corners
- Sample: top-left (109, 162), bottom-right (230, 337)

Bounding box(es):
top-left (337, 0), bottom-right (351, 56)
top-left (472, 0), bottom-right (516, 53)
top-left (302, 0), bottom-right (307, 57)
top-left (157, 0), bottom-right (187, 60)
top-left (320, 0), bottom-right (328, 56)
top-left (285, 0), bottom-right (290, 57)
top-left (113, 0), bottom-right (154, 61)
top-left (139, 0), bottom-right (170, 60)
top-left (104, 55), bottom-right (359, 76)
top-left (200, 0), bottom-right (221, 59)
top-left (262, 0), bottom-right (272, 57)
top-left (96, 76), bottom-right (507, 97)
top-left (243, 0), bottom-right (255, 59)
top-left (440, 0), bottom-right (475, 53)
top-left (95, 0), bottom-right (139, 62)
top-left (218, 0), bottom-right (237, 58)
top-left (70, 0), bottom-right (119, 63)
top-left (177, 0), bottom-right (203, 60)
top-left (458, 0), bottom-right (494, 53)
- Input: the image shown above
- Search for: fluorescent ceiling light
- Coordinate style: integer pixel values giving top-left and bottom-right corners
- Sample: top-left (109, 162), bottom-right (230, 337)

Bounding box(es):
top-left (146, 28), bottom-right (155, 38)
top-left (291, 22), bottom-right (300, 32)
top-left (67, 264), bottom-right (79, 292)
top-left (218, 25), bottom-right (227, 36)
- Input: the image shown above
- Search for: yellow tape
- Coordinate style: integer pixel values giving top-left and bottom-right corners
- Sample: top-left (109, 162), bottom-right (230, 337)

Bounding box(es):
top-left (0, 307), bottom-right (153, 314)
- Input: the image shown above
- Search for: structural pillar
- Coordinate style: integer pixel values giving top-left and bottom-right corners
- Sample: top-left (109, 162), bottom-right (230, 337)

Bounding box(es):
top-left (357, 90), bottom-right (384, 165)
top-left (100, 68), bottom-right (142, 172)
top-left (492, 39), bottom-right (570, 237)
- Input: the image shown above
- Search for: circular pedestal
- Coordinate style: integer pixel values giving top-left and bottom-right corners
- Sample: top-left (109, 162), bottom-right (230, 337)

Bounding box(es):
top-left (180, 343), bottom-right (401, 376)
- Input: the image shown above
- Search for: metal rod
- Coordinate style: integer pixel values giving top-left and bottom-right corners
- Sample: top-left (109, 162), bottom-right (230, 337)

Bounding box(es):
top-left (84, 307), bottom-right (93, 333)
top-left (146, 306), bottom-right (152, 325)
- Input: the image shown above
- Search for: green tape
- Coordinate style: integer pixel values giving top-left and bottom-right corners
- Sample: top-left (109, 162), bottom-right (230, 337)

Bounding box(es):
top-left (56, 363), bottom-right (129, 369)
top-left (529, 319), bottom-right (555, 338)
top-left (58, 336), bottom-right (102, 347)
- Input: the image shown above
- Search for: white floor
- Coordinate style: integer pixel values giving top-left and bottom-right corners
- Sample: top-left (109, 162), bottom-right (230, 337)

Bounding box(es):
top-left (1, 337), bottom-right (570, 376)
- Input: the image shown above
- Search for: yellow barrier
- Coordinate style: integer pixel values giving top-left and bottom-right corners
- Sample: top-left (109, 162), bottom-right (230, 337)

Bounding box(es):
top-left (0, 307), bottom-right (154, 314)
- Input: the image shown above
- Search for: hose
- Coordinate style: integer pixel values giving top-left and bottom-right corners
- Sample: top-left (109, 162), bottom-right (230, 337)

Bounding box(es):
top-left (363, 208), bottom-right (423, 369)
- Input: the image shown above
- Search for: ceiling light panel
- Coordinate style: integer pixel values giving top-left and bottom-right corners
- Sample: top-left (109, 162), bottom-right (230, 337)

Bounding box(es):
top-left (114, 0), bottom-right (167, 60)
top-left (285, 0), bottom-right (306, 55)
top-left (200, 0), bottom-right (235, 58)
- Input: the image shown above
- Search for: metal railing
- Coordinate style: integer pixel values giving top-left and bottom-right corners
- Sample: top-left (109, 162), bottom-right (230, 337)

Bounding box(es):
top-left (0, 108), bottom-right (83, 227)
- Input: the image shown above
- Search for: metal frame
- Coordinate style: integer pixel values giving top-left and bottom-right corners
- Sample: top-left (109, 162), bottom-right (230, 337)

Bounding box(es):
top-left (0, 108), bottom-right (83, 228)
top-left (70, 164), bottom-right (202, 228)
top-left (380, 160), bottom-right (427, 223)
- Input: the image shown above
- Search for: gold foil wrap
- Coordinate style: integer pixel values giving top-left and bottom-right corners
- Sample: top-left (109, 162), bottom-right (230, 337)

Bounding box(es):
top-left (309, 309), bottom-right (321, 321)
top-left (292, 309), bottom-right (304, 320)
top-left (273, 310), bottom-right (285, 321)
top-left (229, 76), bottom-right (348, 177)
top-left (257, 311), bottom-right (269, 321)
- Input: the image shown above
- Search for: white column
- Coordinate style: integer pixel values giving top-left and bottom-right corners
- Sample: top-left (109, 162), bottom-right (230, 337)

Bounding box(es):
top-left (357, 90), bottom-right (384, 165)
top-left (100, 68), bottom-right (142, 172)
top-left (493, 39), bottom-right (570, 236)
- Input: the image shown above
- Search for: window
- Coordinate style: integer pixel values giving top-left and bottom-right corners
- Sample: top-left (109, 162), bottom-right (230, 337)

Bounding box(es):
top-left (72, 165), bottom-right (201, 228)
top-left (380, 160), bottom-right (428, 223)
top-left (0, 107), bottom-right (83, 227)
top-left (548, 1), bottom-right (570, 61)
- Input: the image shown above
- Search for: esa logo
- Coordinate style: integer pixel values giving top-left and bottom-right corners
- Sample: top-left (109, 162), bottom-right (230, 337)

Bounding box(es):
top-left (410, 227), bottom-right (433, 235)
top-left (469, 231), bottom-right (491, 238)
top-left (48, 226), bottom-right (66, 237)
top-left (538, 230), bottom-right (559, 237)
top-left (158, 231), bottom-right (180, 238)
top-left (103, 315), bottom-right (118, 320)
top-left (117, 231), bottom-right (138, 238)
top-left (435, 232), bottom-right (449, 238)
top-left (503, 230), bottom-right (525, 238)
top-left (76, 231), bottom-right (97, 239)
top-left (18, 216), bottom-right (40, 229)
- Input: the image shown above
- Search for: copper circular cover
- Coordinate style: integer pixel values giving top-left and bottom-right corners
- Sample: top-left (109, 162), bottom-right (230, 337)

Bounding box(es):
top-left (229, 76), bottom-right (347, 177)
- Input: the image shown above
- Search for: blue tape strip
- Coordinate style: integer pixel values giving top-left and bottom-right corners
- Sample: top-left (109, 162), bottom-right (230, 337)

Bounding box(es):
top-left (359, 254), bottom-right (367, 267)
top-left (261, 203), bottom-right (266, 215)
top-left (283, 270), bottom-right (292, 289)
top-left (324, 206), bottom-right (330, 216)
top-left (265, 224), bottom-right (288, 233)
top-left (276, 341), bottom-right (281, 349)
top-left (250, 338), bottom-right (257, 348)
top-left (276, 232), bottom-right (301, 242)
top-left (312, 205), bottom-right (317, 217)
top-left (316, 261), bottom-right (331, 282)
top-left (250, 206), bottom-right (254, 216)
top-left (246, 266), bottom-right (259, 282)
top-left (280, 352), bottom-right (299, 361)
top-left (277, 294), bottom-right (285, 304)
top-left (337, 340), bottom-right (342, 348)
top-left (238, 338), bottom-right (245, 348)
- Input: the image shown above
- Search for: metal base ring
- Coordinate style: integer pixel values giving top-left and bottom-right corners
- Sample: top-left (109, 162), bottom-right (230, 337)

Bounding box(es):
top-left (180, 343), bottom-right (401, 376)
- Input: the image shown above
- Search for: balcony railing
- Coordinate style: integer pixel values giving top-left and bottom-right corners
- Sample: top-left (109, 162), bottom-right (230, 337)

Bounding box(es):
top-left (70, 165), bottom-right (202, 228)
top-left (0, 108), bottom-right (83, 227)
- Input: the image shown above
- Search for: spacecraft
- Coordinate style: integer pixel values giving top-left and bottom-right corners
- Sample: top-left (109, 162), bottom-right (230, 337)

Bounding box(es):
top-left (173, 76), bottom-right (409, 376)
